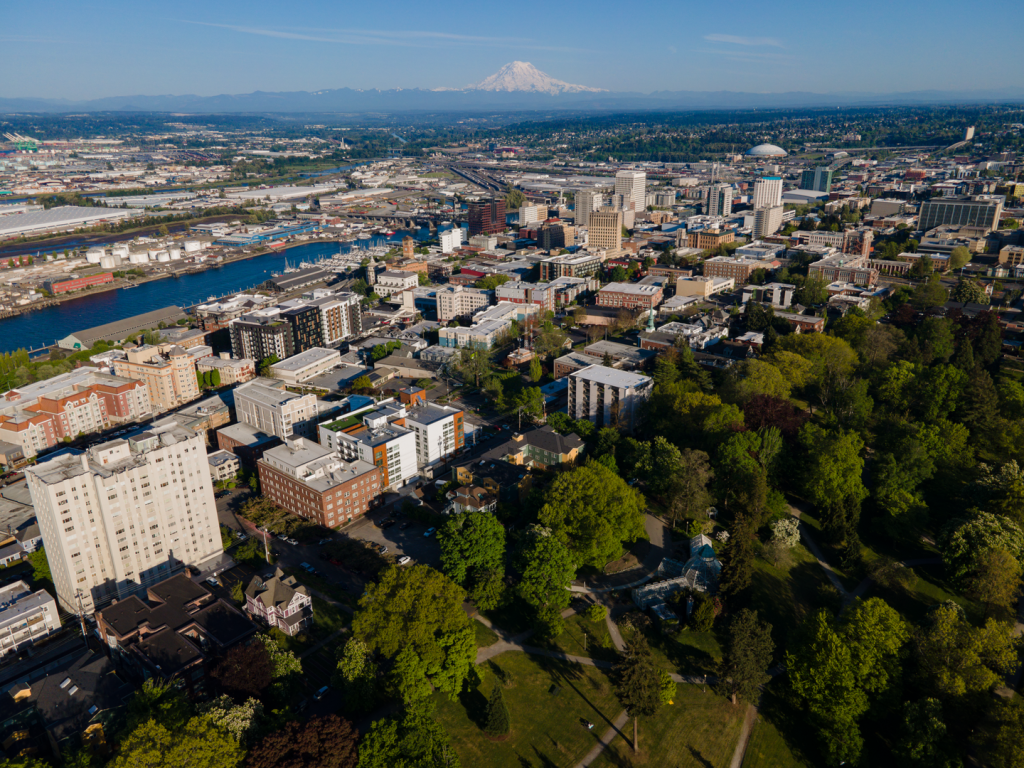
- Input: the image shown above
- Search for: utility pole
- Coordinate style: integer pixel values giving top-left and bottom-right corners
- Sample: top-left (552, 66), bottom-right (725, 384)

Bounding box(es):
top-left (75, 590), bottom-right (88, 638)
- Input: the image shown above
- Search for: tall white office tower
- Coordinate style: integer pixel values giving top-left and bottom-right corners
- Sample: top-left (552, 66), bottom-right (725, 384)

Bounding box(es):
top-left (753, 177), bottom-right (783, 209)
top-left (615, 171), bottom-right (646, 213)
top-left (26, 422), bottom-right (223, 614)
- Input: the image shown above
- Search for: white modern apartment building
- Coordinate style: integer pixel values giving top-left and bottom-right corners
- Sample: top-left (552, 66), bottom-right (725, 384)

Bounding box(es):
top-left (25, 423), bottom-right (222, 613)
top-left (374, 271), bottom-right (419, 298)
top-left (752, 177), bottom-right (783, 209)
top-left (235, 379), bottom-right (320, 440)
top-left (707, 183), bottom-right (733, 217)
top-left (319, 404), bottom-right (418, 490)
top-left (567, 364), bottom-right (653, 434)
top-left (404, 401), bottom-right (465, 469)
top-left (519, 203), bottom-right (546, 227)
top-left (574, 190), bottom-right (603, 229)
top-left (269, 348), bottom-right (341, 385)
top-left (436, 285), bottom-right (491, 322)
top-left (615, 171), bottom-right (646, 213)
top-left (0, 581), bottom-right (61, 658)
top-left (440, 227), bottom-right (464, 254)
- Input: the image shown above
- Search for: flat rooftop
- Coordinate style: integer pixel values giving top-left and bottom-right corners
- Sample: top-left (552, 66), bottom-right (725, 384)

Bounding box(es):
top-left (570, 364), bottom-right (652, 389)
top-left (270, 348), bottom-right (341, 373)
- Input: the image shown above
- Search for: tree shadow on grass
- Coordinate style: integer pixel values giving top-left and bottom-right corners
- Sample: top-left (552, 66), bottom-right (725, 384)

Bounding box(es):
top-left (544, 657), bottom-right (623, 735)
top-left (457, 680), bottom-right (490, 730)
top-left (755, 687), bottom-right (821, 767)
top-left (687, 745), bottom-right (714, 768)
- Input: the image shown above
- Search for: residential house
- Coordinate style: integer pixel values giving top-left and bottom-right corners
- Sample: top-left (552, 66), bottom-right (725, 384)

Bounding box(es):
top-left (244, 569), bottom-right (313, 637)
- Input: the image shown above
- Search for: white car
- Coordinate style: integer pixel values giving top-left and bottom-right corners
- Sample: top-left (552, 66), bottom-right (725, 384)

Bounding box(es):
top-left (398, 556), bottom-right (412, 565)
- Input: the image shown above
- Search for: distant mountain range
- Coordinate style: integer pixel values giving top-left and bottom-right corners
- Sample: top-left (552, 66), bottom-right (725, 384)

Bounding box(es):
top-left (2, 62), bottom-right (1023, 114)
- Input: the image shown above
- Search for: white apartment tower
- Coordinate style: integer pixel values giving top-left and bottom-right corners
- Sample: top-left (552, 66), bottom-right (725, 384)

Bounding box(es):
top-left (752, 177), bottom-right (783, 209)
top-left (707, 184), bottom-right (733, 217)
top-left (615, 171), bottom-right (646, 213)
top-left (439, 227), bottom-right (464, 254)
top-left (25, 422), bottom-right (222, 614)
top-left (518, 204), bottom-right (546, 227)
top-left (754, 205), bottom-right (785, 239)
top-left (574, 190), bottom-right (603, 229)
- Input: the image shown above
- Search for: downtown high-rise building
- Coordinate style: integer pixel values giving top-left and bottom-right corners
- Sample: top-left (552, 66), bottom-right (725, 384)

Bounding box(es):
top-left (753, 205), bottom-right (785, 239)
top-left (800, 167), bottom-right (833, 193)
top-left (707, 183), bottom-right (733, 217)
top-left (25, 422), bottom-right (223, 614)
top-left (615, 171), bottom-right (646, 213)
top-left (752, 177), bottom-right (783, 209)
top-left (587, 209), bottom-right (623, 254)
top-left (575, 190), bottom-right (603, 229)
top-left (468, 199), bottom-right (506, 237)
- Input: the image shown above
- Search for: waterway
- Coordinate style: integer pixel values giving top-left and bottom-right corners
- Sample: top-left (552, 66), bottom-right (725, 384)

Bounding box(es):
top-left (0, 228), bottom-right (440, 353)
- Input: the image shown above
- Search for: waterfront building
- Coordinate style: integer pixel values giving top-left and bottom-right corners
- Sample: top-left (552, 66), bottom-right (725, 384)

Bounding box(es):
top-left (468, 199), bottom-right (506, 237)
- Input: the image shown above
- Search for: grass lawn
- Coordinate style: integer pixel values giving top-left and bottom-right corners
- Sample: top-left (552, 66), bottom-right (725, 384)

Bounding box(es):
top-left (741, 714), bottom-right (814, 768)
top-left (749, 539), bottom-right (833, 652)
top-left (623, 624), bottom-right (722, 678)
top-left (537, 613), bottom-right (618, 664)
top-left (434, 653), bottom-right (622, 768)
top-left (790, 509), bottom-right (861, 591)
top-left (591, 684), bottom-right (746, 768)
top-left (474, 619), bottom-right (499, 648)
top-left (865, 562), bottom-right (976, 624)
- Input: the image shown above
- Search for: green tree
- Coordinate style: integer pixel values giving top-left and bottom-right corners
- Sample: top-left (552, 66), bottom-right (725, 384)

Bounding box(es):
top-left (614, 634), bottom-right (662, 754)
top-left (484, 683), bottom-right (511, 737)
top-left (352, 565), bottom-right (476, 699)
top-left (357, 706), bottom-right (462, 768)
top-left (991, 700), bottom-right (1024, 768)
top-left (438, 510), bottom-right (506, 603)
top-left (798, 423), bottom-right (867, 542)
top-left (951, 279), bottom-right (988, 305)
top-left (725, 359), bottom-right (791, 402)
top-left (476, 274), bottom-right (511, 291)
top-left (965, 547), bottom-right (1022, 618)
top-left (529, 356), bottom-right (543, 382)
top-left (111, 716), bottom-right (243, 768)
top-left (209, 369), bottom-right (220, 387)
top-left (949, 246), bottom-right (971, 271)
top-left (911, 273), bottom-right (949, 310)
top-left (390, 646), bottom-right (434, 704)
top-left (537, 460), bottom-right (646, 568)
top-left (721, 609), bottom-right (774, 706)
top-left (914, 601), bottom-right (1018, 702)
top-left (895, 698), bottom-right (959, 768)
top-left (940, 511), bottom-right (1024, 584)
top-left (505, 185), bottom-right (526, 210)
top-left (258, 355), bottom-right (280, 377)
top-left (333, 638), bottom-right (379, 714)
top-left (517, 526), bottom-right (576, 635)
top-left (665, 448), bottom-right (713, 525)
top-left (198, 696), bottom-right (263, 747)
top-left (210, 641), bottom-right (272, 700)
top-left (351, 375), bottom-right (373, 391)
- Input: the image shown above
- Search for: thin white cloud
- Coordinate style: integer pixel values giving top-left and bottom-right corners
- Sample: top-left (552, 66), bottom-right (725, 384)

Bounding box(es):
top-left (181, 21), bottom-right (595, 53)
top-left (704, 33), bottom-right (784, 48)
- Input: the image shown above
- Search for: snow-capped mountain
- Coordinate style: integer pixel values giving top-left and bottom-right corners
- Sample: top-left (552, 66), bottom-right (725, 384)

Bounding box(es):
top-left (468, 61), bottom-right (605, 94)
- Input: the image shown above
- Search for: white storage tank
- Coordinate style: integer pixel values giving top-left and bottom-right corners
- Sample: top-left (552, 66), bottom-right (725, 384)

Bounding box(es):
top-left (168, 248), bottom-right (182, 260)
top-left (155, 251), bottom-right (171, 262)
top-left (183, 240), bottom-right (201, 253)
top-left (86, 248), bottom-right (105, 264)
top-left (99, 255), bottom-right (118, 269)
top-left (111, 245), bottom-right (130, 259)
top-left (128, 252), bottom-right (149, 264)
top-left (147, 249), bottom-right (162, 259)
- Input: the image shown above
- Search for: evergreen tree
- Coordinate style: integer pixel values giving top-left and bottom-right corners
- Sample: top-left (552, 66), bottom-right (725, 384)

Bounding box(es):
top-left (614, 634), bottom-right (662, 754)
top-left (722, 609), bottom-right (774, 705)
top-left (484, 683), bottom-right (511, 737)
top-left (719, 514), bottom-right (756, 597)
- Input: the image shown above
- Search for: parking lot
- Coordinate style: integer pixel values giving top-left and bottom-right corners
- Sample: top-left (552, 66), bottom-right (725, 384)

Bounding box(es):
top-left (342, 512), bottom-right (442, 567)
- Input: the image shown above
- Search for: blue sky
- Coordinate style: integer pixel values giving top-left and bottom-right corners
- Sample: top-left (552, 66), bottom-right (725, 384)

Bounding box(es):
top-left (3, 0), bottom-right (1020, 99)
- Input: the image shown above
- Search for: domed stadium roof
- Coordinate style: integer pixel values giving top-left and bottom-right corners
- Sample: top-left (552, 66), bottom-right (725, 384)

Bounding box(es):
top-left (746, 143), bottom-right (788, 157)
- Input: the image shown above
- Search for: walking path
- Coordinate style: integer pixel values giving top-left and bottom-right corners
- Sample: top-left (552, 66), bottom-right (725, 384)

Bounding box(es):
top-left (577, 711), bottom-right (630, 767)
top-left (728, 705), bottom-right (757, 768)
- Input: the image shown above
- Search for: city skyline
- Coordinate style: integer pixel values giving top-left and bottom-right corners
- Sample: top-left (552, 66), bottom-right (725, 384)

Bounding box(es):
top-left (3, 0), bottom-right (1023, 101)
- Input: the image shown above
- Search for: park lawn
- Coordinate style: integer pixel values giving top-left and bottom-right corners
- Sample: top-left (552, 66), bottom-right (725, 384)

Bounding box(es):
top-left (789, 509), bottom-right (860, 591)
top-left (433, 653), bottom-right (622, 768)
top-left (750, 539), bottom-right (833, 648)
top-left (622, 624), bottom-right (722, 678)
top-left (474, 619), bottom-right (499, 648)
top-left (591, 684), bottom-right (745, 768)
top-left (536, 613), bottom-right (618, 663)
top-left (741, 715), bottom-right (815, 768)
top-left (867, 562), bottom-right (976, 624)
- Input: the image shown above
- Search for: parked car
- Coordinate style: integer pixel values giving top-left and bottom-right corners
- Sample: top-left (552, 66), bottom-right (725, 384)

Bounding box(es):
top-left (399, 522), bottom-right (413, 530)
top-left (285, 538), bottom-right (299, 546)
top-left (205, 577), bottom-right (220, 588)
top-left (398, 556), bottom-right (412, 565)
top-left (300, 562), bottom-right (315, 573)
top-left (277, 534), bottom-right (288, 541)
top-left (380, 519), bottom-right (396, 529)
top-left (318, 538), bottom-right (331, 545)
top-left (378, 545), bottom-right (389, 555)
top-left (314, 686), bottom-right (329, 701)
top-left (423, 527), bottom-right (436, 537)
